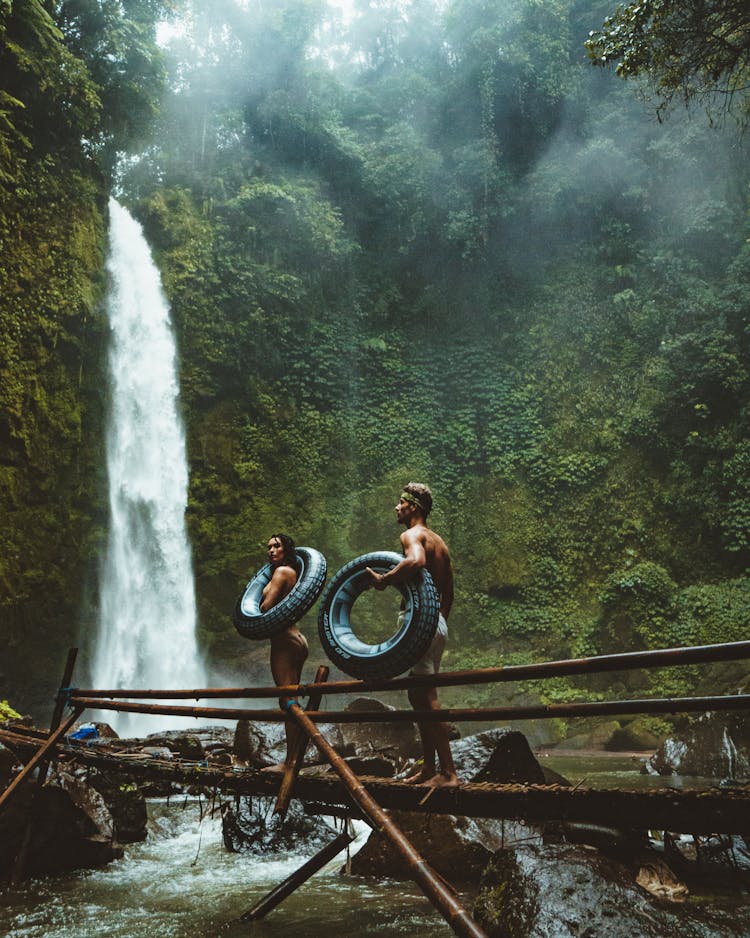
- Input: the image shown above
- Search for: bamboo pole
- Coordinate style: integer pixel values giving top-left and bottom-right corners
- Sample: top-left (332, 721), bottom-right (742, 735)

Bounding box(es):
top-left (0, 707), bottom-right (83, 814)
top-left (274, 665), bottom-right (329, 819)
top-left (285, 702), bottom-right (488, 938)
top-left (70, 637), bottom-right (750, 699)
top-left (47, 648), bottom-right (79, 742)
top-left (239, 830), bottom-right (354, 921)
top-left (68, 692), bottom-right (750, 724)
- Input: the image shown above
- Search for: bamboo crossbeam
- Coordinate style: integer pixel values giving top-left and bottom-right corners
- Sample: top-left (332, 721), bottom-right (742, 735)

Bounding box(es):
top-left (286, 703), bottom-right (488, 938)
top-left (4, 725), bottom-right (750, 834)
top-left (68, 692), bottom-right (750, 724)
top-left (69, 638), bottom-right (750, 700)
top-left (240, 831), bottom-right (354, 921)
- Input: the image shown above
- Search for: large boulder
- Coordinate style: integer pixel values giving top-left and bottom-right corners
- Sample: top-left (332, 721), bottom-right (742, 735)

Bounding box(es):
top-left (473, 844), bottom-right (750, 938)
top-left (645, 713), bottom-right (750, 780)
top-left (221, 795), bottom-right (336, 855)
top-left (338, 697), bottom-right (421, 761)
top-left (349, 810), bottom-right (539, 883)
top-left (349, 729), bottom-right (549, 882)
top-left (557, 720), bottom-right (622, 752)
top-left (232, 717), bottom-right (344, 768)
top-left (606, 718), bottom-right (662, 752)
top-left (452, 728), bottom-right (547, 784)
top-left (0, 766), bottom-right (125, 879)
top-left (87, 769), bottom-right (148, 843)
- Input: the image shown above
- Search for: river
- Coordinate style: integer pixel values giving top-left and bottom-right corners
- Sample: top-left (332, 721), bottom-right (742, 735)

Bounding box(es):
top-left (0, 751), bottom-right (716, 937)
top-left (1, 801), bottom-right (443, 937)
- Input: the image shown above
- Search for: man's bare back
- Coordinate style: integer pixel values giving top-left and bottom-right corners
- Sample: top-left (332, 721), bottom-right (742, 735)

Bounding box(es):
top-left (398, 523), bottom-right (453, 618)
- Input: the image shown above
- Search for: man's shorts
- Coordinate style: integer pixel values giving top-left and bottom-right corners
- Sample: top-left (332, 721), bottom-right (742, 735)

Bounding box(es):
top-left (397, 612), bottom-right (448, 676)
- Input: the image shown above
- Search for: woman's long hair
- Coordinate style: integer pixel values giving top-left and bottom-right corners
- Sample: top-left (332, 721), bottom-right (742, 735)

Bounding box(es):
top-left (269, 532), bottom-right (296, 567)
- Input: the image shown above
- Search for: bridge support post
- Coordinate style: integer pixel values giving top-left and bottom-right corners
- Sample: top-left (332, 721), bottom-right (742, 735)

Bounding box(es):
top-left (287, 702), bottom-right (489, 938)
top-left (239, 829), bottom-right (354, 921)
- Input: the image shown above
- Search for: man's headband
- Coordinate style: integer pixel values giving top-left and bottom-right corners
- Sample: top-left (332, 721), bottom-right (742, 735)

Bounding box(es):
top-left (400, 491), bottom-right (426, 512)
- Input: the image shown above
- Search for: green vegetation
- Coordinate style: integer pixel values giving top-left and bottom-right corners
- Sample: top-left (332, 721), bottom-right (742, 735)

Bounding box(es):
top-left (0, 700), bottom-right (22, 722)
top-left (2, 0), bottom-right (750, 728)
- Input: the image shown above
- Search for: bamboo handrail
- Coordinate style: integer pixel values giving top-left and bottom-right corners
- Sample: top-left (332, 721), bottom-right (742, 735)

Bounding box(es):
top-left (68, 691), bottom-right (750, 724)
top-left (69, 637), bottom-right (750, 700)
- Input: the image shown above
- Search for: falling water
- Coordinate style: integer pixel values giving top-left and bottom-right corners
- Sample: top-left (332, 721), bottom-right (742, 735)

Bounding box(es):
top-left (93, 198), bottom-right (205, 736)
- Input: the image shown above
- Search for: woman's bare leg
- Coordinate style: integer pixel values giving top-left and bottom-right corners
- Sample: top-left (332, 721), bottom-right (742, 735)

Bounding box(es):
top-left (262, 629), bottom-right (309, 773)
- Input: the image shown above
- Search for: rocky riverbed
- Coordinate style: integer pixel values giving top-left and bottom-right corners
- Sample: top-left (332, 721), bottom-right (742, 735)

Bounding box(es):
top-left (2, 706), bottom-right (749, 937)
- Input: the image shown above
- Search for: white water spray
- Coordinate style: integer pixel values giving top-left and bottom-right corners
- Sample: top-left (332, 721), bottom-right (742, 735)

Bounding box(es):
top-left (93, 198), bottom-right (205, 736)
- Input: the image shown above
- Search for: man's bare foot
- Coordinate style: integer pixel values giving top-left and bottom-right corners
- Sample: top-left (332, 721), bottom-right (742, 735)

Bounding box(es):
top-left (261, 763), bottom-right (287, 774)
top-left (421, 771), bottom-right (459, 788)
top-left (402, 768), bottom-right (437, 785)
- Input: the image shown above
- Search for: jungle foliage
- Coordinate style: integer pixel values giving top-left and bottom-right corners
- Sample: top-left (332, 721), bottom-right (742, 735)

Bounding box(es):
top-left (2, 0), bottom-right (750, 725)
top-left (0, 0), bottom-right (168, 714)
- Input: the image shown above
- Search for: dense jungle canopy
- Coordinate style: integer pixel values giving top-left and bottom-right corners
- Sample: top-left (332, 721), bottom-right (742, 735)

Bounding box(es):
top-left (2, 0), bottom-right (750, 734)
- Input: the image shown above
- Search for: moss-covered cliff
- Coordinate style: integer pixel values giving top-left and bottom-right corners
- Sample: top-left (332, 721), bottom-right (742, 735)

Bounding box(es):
top-left (3, 0), bottom-right (750, 729)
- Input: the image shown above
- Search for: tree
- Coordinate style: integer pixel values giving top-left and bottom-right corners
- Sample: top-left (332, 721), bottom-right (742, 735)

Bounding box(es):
top-left (586, 0), bottom-right (750, 123)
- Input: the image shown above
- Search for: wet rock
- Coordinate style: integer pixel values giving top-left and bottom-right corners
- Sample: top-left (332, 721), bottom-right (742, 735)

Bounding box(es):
top-left (636, 855), bottom-right (689, 902)
top-left (0, 740), bottom-right (21, 784)
top-left (208, 750), bottom-right (232, 766)
top-left (560, 822), bottom-right (648, 857)
top-left (664, 832), bottom-right (750, 886)
top-left (144, 731), bottom-right (205, 760)
top-left (452, 727), bottom-right (546, 784)
top-left (232, 719), bottom-right (342, 769)
top-left (92, 722), bottom-right (119, 739)
top-left (558, 720), bottom-right (622, 751)
top-left (349, 810), bottom-right (540, 883)
top-left (232, 718), bottom-right (282, 766)
top-left (350, 729), bottom-right (549, 882)
top-left (339, 697), bottom-right (421, 760)
top-left (343, 755), bottom-right (396, 777)
top-left (606, 718), bottom-right (661, 752)
top-left (473, 843), bottom-right (750, 938)
top-left (86, 769), bottom-right (148, 843)
top-left (0, 768), bottom-right (124, 879)
top-left (221, 795), bottom-right (336, 855)
top-left (645, 712), bottom-right (750, 780)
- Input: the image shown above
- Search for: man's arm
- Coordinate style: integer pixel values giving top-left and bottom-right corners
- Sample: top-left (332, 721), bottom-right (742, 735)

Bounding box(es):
top-left (260, 567), bottom-right (297, 611)
top-left (440, 556), bottom-right (454, 618)
top-left (367, 529), bottom-right (425, 590)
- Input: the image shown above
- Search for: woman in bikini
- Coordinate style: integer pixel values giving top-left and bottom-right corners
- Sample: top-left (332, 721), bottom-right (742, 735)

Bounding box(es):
top-left (260, 533), bottom-right (309, 773)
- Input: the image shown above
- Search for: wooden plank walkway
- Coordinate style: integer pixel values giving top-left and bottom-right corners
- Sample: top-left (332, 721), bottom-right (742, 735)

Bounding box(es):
top-left (3, 727), bottom-right (748, 835)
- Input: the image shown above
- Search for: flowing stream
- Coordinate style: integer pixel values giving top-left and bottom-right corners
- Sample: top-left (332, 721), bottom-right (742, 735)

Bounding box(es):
top-left (92, 199), bottom-right (205, 736)
top-left (0, 755), bottom-right (733, 937)
top-left (0, 801), bottom-right (444, 937)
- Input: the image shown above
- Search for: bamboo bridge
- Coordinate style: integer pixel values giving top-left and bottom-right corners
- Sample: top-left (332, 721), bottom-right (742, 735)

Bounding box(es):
top-left (3, 640), bottom-right (750, 937)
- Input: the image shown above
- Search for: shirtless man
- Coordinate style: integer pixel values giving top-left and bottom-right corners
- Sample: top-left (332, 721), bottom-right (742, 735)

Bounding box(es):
top-left (260, 533), bottom-right (309, 773)
top-left (366, 483), bottom-right (458, 788)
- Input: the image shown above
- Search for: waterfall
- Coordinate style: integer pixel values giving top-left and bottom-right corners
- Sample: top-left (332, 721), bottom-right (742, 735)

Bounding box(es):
top-left (93, 197), bottom-right (205, 736)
